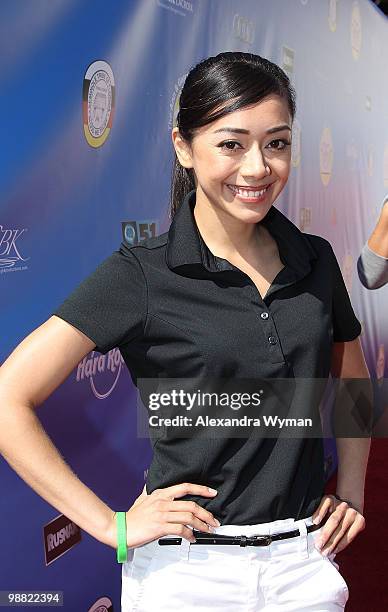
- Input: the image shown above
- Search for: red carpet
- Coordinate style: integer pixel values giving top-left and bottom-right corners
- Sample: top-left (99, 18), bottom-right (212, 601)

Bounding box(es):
top-left (326, 439), bottom-right (388, 611)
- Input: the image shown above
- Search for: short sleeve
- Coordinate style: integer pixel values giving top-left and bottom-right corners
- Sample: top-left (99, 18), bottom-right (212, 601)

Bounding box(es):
top-left (51, 242), bottom-right (147, 354)
top-left (356, 194), bottom-right (388, 290)
top-left (328, 244), bottom-right (362, 342)
top-left (357, 242), bottom-right (388, 290)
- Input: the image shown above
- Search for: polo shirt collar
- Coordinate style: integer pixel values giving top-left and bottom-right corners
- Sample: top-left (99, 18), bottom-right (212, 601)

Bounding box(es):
top-left (166, 189), bottom-right (318, 281)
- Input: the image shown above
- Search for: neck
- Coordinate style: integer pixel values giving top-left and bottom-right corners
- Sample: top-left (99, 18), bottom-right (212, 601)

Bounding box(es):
top-left (192, 188), bottom-right (268, 260)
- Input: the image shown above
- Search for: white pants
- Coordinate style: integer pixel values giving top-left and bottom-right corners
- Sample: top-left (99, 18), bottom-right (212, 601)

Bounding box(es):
top-left (121, 514), bottom-right (349, 611)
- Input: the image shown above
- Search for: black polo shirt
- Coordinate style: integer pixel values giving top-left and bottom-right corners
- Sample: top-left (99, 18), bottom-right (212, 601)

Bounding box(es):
top-left (52, 189), bottom-right (362, 525)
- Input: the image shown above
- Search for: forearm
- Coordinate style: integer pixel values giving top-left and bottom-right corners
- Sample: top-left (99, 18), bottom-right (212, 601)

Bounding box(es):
top-left (335, 436), bottom-right (371, 514)
top-left (0, 397), bottom-right (116, 549)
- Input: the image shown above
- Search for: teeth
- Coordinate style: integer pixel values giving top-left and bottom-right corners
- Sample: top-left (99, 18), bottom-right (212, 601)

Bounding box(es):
top-left (228, 185), bottom-right (269, 197)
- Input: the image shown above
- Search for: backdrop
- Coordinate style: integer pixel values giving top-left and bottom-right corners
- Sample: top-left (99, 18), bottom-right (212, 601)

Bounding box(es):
top-left (1, 0), bottom-right (387, 610)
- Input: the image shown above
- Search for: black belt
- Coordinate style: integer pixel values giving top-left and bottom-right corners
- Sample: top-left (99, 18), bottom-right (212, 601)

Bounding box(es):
top-left (158, 514), bottom-right (328, 547)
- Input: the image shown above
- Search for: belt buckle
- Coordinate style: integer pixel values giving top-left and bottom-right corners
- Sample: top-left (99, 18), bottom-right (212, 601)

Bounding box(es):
top-left (248, 535), bottom-right (272, 547)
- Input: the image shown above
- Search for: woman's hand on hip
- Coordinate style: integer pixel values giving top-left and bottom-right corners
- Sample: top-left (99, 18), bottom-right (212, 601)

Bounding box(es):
top-left (105, 482), bottom-right (220, 550)
top-left (312, 494), bottom-right (366, 556)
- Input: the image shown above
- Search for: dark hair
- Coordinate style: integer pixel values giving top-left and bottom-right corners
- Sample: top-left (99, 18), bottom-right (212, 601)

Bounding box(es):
top-left (169, 51), bottom-right (296, 219)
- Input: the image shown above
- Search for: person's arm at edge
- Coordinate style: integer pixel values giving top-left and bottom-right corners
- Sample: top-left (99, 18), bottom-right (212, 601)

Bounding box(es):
top-left (330, 336), bottom-right (371, 515)
top-left (357, 198), bottom-right (388, 290)
top-left (0, 317), bottom-right (117, 550)
top-left (367, 198), bottom-right (388, 259)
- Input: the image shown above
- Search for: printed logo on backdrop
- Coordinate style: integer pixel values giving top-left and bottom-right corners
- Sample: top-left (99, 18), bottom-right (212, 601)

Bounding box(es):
top-left (346, 138), bottom-right (360, 172)
top-left (319, 127), bottom-right (333, 186)
top-left (0, 226), bottom-right (29, 274)
top-left (77, 350), bottom-right (123, 399)
top-left (83, 60), bottom-right (115, 148)
top-left (291, 118), bottom-right (301, 168)
top-left (87, 597), bottom-right (114, 612)
top-left (169, 74), bottom-right (187, 130)
top-left (328, 0), bottom-right (338, 32)
top-left (43, 514), bottom-right (81, 565)
top-left (367, 145), bottom-right (374, 178)
top-left (281, 46), bottom-right (295, 76)
top-left (341, 252), bottom-right (354, 292)
top-left (299, 208), bottom-right (312, 231)
top-left (156, 0), bottom-right (194, 17)
top-left (365, 96), bottom-right (372, 112)
top-left (232, 14), bottom-right (255, 45)
top-left (300, 0), bottom-right (309, 5)
top-left (383, 144), bottom-right (388, 187)
top-left (121, 220), bottom-right (159, 246)
top-left (350, 1), bottom-right (362, 60)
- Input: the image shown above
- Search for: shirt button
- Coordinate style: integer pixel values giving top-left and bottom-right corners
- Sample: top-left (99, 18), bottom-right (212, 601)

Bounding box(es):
top-left (268, 336), bottom-right (277, 345)
top-left (260, 312), bottom-right (269, 320)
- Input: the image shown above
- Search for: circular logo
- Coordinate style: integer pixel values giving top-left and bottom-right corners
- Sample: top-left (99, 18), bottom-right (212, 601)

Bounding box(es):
top-left (351, 2), bottom-right (362, 60)
top-left (83, 60), bottom-right (115, 148)
top-left (320, 127), bottom-right (333, 186)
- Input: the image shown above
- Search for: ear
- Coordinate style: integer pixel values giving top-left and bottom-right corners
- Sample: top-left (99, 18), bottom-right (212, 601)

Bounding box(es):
top-left (171, 127), bottom-right (194, 170)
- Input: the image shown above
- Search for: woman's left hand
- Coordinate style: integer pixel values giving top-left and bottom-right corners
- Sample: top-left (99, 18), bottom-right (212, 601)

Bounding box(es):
top-left (311, 494), bottom-right (366, 556)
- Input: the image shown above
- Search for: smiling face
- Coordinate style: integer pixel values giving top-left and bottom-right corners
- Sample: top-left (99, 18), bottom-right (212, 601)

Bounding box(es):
top-left (172, 94), bottom-right (292, 224)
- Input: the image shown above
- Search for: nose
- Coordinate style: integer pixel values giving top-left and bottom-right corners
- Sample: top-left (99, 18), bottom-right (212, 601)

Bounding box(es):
top-left (240, 146), bottom-right (271, 180)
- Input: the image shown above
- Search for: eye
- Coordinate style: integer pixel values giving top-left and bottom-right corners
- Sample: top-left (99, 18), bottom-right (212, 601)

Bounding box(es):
top-left (267, 139), bottom-right (291, 150)
top-left (217, 140), bottom-right (242, 151)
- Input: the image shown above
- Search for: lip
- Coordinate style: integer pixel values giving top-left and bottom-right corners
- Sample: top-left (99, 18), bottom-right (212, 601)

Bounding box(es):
top-left (227, 183), bottom-right (274, 190)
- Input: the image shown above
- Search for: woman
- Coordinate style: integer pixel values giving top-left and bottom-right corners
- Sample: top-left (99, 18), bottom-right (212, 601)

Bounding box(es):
top-left (357, 194), bottom-right (388, 289)
top-left (0, 52), bottom-right (370, 611)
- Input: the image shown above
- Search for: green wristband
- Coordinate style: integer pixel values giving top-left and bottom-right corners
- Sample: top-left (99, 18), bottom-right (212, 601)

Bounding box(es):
top-left (116, 511), bottom-right (128, 563)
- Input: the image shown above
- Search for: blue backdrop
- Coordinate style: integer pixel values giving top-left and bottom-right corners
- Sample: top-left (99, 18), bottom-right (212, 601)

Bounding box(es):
top-left (1, 1), bottom-right (387, 610)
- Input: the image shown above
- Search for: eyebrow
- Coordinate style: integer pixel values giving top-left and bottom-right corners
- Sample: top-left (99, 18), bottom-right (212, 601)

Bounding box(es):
top-left (212, 124), bottom-right (291, 135)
